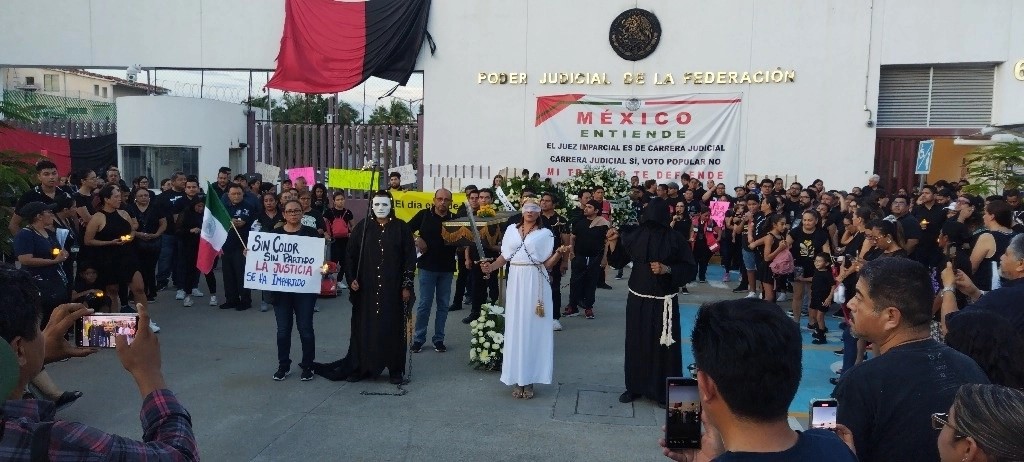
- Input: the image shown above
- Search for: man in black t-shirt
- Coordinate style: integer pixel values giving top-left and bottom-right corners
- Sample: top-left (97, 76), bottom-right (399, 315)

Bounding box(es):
top-left (540, 192), bottom-right (571, 330)
top-left (889, 195), bottom-right (922, 256)
top-left (912, 185), bottom-right (947, 267)
top-left (661, 298), bottom-right (856, 461)
top-left (154, 172), bottom-right (188, 291)
top-left (209, 167), bottom-right (232, 199)
top-left (834, 258), bottom-right (988, 462)
top-left (9, 160), bottom-right (71, 235)
top-left (565, 201), bottom-right (610, 319)
top-left (408, 188), bottom-right (456, 353)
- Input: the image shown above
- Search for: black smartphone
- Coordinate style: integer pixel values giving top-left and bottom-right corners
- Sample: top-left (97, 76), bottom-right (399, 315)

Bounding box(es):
top-left (665, 377), bottom-right (701, 449)
top-left (76, 314), bottom-right (139, 348)
top-left (809, 398), bottom-right (838, 430)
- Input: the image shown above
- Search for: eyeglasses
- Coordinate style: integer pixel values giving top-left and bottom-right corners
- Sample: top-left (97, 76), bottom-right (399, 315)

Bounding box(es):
top-left (284, 209), bottom-right (303, 214)
top-left (931, 413), bottom-right (967, 439)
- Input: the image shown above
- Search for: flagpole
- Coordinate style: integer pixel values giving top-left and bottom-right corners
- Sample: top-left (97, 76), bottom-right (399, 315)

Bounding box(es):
top-left (230, 223), bottom-right (246, 247)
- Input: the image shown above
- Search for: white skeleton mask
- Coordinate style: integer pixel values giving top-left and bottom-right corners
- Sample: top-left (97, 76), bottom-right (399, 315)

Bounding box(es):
top-left (372, 197), bottom-right (392, 218)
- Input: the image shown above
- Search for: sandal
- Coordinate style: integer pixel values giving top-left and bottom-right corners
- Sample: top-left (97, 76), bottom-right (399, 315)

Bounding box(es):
top-left (512, 385), bottom-right (525, 399)
top-left (54, 391), bottom-right (83, 411)
top-left (522, 385), bottom-right (535, 400)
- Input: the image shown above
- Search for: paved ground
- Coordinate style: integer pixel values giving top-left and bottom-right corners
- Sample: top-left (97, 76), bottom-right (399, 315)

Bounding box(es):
top-left (48, 264), bottom-right (842, 461)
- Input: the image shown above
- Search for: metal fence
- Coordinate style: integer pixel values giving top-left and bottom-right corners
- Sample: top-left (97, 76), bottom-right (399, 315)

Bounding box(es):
top-left (253, 120), bottom-right (420, 184)
top-left (2, 88), bottom-right (116, 122)
top-left (12, 119), bottom-right (116, 139)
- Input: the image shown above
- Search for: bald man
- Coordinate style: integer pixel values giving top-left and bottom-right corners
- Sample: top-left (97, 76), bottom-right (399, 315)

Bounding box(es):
top-left (408, 188), bottom-right (458, 353)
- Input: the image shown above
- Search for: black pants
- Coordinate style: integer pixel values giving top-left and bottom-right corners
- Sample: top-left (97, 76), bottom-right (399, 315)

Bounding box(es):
top-left (568, 255), bottom-right (601, 309)
top-left (452, 264), bottom-right (470, 307)
top-left (330, 238), bottom-right (348, 280)
top-left (223, 248), bottom-right (250, 306)
top-left (550, 268), bottom-right (563, 320)
top-left (694, 241), bottom-right (712, 281)
top-left (468, 263), bottom-right (499, 319)
top-left (139, 250), bottom-right (159, 297)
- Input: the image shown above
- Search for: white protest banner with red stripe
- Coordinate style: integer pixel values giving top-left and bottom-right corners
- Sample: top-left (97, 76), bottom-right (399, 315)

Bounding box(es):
top-left (535, 93), bottom-right (742, 186)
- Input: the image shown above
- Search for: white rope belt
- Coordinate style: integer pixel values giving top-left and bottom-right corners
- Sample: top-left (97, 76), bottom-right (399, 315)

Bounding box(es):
top-left (509, 262), bottom-right (543, 266)
top-left (628, 287), bottom-right (677, 346)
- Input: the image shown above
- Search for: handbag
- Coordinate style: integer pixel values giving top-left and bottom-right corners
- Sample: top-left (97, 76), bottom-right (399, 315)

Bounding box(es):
top-left (33, 274), bottom-right (70, 309)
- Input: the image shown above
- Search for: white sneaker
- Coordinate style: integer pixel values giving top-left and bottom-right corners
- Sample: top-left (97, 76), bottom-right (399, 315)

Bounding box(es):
top-left (191, 288), bottom-right (204, 297)
top-left (337, 280), bottom-right (348, 290)
top-left (149, 320), bottom-right (161, 333)
top-left (745, 291), bottom-right (758, 299)
top-left (777, 292), bottom-right (789, 302)
top-left (260, 302), bottom-right (269, 312)
top-left (183, 296), bottom-right (194, 307)
top-left (209, 295), bottom-right (218, 306)
top-left (175, 289), bottom-right (185, 300)
top-left (553, 320), bottom-right (563, 331)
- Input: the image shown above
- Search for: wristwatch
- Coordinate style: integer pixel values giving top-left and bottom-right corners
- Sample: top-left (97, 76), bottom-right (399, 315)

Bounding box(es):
top-left (940, 286), bottom-right (956, 295)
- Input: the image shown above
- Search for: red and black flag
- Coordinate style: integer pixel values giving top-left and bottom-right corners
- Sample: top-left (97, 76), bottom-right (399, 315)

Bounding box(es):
top-left (267, 0), bottom-right (432, 94)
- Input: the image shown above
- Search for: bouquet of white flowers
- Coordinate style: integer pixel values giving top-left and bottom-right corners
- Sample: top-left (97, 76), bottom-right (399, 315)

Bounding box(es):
top-left (469, 304), bottom-right (506, 371)
top-left (558, 165), bottom-right (632, 226)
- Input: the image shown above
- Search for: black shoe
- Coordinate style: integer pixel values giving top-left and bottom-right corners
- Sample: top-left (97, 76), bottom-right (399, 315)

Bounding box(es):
top-left (807, 323), bottom-right (819, 330)
top-left (462, 315), bottom-right (478, 324)
top-left (273, 365), bottom-right (290, 381)
top-left (618, 391), bottom-right (640, 403)
top-left (679, 288), bottom-right (689, 294)
top-left (389, 374), bottom-right (404, 385)
top-left (731, 285), bottom-right (749, 293)
top-left (698, 279), bottom-right (707, 284)
top-left (220, 302), bottom-right (238, 310)
top-left (54, 391), bottom-right (83, 411)
top-left (155, 282), bottom-right (168, 292)
top-left (829, 377), bottom-right (840, 386)
top-left (345, 373), bottom-right (364, 383)
top-left (833, 349), bottom-right (844, 356)
top-left (598, 283), bottom-right (613, 290)
top-left (448, 304), bottom-right (463, 312)
top-left (434, 342), bottom-right (447, 353)
top-left (235, 304), bottom-right (251, 311)
top-left (300, 368), bottom-right (314, 381)
top-left (812, 337), bottom-right (827, 345)
top-left (411, 342), bottom-right (424, 353)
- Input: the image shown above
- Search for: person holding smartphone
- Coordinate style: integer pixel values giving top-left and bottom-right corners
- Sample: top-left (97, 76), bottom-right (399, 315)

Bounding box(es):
top-left (659, 298), bottom-right (856, 461)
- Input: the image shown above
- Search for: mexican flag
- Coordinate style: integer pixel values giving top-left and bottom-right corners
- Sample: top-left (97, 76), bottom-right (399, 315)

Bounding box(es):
top-left (197, 184), bottom-right (232, 274)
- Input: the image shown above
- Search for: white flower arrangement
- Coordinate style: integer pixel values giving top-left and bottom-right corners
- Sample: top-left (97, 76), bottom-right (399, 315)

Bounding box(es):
top-left (469, 303), bottom-right (506, 371)
top-left (557, 165), bottom-right (632, 226)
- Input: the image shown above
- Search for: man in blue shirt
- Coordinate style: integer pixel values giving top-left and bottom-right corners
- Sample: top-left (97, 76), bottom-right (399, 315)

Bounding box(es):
top-left (221, 184), bottom-right (256, 310)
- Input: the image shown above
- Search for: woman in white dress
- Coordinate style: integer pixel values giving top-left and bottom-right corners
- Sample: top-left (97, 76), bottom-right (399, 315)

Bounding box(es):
top-left (482, 198), bottom-right (570, 399)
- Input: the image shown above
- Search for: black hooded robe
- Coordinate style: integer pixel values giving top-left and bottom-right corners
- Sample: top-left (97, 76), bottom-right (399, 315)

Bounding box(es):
top-left (313, 215), bottom-right (416, 381)
top-left (609, 197), bottom-right (696, 403)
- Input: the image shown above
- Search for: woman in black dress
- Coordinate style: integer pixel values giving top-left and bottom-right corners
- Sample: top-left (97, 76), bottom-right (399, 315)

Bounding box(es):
top-left (83, 185), bottom-right (147, 316)
top-left (125, 188), bottom-right (166, 301)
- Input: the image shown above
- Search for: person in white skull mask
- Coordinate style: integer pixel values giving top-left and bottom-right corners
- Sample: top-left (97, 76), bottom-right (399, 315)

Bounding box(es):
top-left (372, 195), bottom-right (392, 218)
top-left (313, 191), bottom-right (417, 384)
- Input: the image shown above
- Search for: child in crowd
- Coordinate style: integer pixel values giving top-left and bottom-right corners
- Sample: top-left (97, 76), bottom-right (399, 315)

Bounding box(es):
top-left (809, 253), bottom-right (835, 344)
top-left (71, 265), bottom-right (103, 302)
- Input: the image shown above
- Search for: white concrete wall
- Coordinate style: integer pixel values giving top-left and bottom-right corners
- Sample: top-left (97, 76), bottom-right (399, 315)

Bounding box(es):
top-left (116, 96), bottom-right (247, 186)
top-left (3, 0), bottom-right (1024, 188)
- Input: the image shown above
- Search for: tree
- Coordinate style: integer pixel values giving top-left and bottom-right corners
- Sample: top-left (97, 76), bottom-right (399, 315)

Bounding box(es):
top-left (367, 100), bottom-right (414, 125)
top-left (244, 93), bottom-right (362, 124)
top-left (961, 140), bottom-right (1024, 196)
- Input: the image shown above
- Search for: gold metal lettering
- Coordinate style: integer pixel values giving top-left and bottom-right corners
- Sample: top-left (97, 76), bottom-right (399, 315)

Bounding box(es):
top-left (739, 72), bottom-right (751, 84)
top-left (727, 72), bottom-right (738, 84)
top-left (784, 70), bottom-right (796, 82)
top-left (477, 73), bottom-right (487, 84)
top-left (1014, 60), bottom-right (1024, 81)
top-left (635, 72), bottom-right (646, 85)
top-left (753, 71), bottom-right (765, 83)
top-left (655, 73), bottom-right (674, 85)
top-left (716, 72), bottom-right (727, 84)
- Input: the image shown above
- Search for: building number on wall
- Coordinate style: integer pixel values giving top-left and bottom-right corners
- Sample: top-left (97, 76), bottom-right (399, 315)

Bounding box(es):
top-left (1016, 60), bottom-right (1024, 81)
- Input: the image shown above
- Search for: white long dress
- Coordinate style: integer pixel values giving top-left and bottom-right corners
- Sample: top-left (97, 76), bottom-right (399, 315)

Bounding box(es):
top-left (499, 224), bottom-right (555, 386)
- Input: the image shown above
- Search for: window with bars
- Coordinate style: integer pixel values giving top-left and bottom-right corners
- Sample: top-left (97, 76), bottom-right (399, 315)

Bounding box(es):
top-left (877, 65), bottom-right (994, 128)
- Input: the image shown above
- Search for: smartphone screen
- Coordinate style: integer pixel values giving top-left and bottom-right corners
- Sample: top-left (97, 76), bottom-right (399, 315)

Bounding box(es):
top-left (809, 399), bottom-right (838, 430)
top-left (76, 314), bottom-right (139, 348)
top-left (665, 378), bottom-right (701, 449)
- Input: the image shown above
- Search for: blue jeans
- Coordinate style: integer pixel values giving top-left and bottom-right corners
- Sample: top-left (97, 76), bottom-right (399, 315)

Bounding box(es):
top-left (274, 292), bottom-right (317, 369)
top-left (841, 322), bottom-right (859, 376)
top-left (414, 270), bottom-right (453, 345)
top-left (156, 234), bottom-right (180, 287)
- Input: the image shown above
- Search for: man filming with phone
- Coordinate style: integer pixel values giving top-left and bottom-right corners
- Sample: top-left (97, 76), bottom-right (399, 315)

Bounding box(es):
top-left (659, 298), bottom-right (856, 461)
top-left (0, 266), bottom-right (198, 460)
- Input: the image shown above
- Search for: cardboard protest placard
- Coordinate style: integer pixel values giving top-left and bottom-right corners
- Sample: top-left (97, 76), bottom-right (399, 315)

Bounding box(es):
top-left (287, 166), bottom-right (315, 186)
top-left (244, 231), bottom-right (324, 294)
top-left (709, 200), bottom-right (731, 227)
top-left (255, 162), bottom-right (282, 183)
top-left (327, 168), bottom-right (377, 190)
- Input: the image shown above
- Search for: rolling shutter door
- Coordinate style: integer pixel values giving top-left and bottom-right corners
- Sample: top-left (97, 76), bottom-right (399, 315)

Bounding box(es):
top-left (877, 65), bottom-right (994, 128)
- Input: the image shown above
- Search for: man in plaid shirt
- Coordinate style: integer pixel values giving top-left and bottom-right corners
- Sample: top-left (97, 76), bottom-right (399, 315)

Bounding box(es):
top-left (0, 266), bottom-right (198, 461)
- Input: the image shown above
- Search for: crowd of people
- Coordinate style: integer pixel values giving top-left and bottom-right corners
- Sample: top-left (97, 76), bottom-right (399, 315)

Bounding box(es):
top-left (4, 159), bottom-right (1024, 460)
